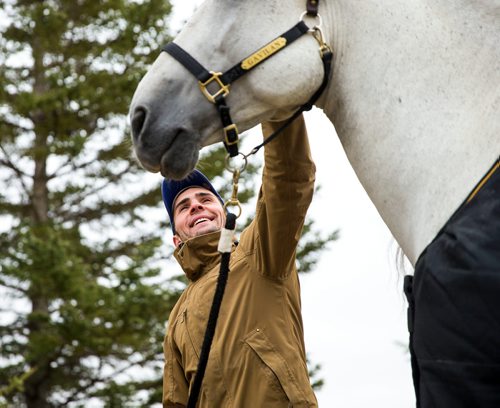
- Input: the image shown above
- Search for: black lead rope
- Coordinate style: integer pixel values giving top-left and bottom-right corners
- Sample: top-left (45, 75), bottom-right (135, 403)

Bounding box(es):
top-left (187, 213), bottom-right (236, 408)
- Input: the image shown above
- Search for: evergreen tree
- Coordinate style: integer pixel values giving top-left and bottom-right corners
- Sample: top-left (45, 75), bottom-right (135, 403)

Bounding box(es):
top-left (0, 1), bottom-right (175, 406)
top-left (0, 1), bottom-right (337, 406)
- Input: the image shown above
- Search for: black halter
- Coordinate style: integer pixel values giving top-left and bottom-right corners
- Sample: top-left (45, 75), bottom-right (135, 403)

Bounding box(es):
top-left (162, 0), bottom-right (332, 158)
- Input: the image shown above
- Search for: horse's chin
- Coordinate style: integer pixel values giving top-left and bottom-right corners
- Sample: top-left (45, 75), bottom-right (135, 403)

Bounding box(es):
top-left (159, 139), bottom-right (200, 180)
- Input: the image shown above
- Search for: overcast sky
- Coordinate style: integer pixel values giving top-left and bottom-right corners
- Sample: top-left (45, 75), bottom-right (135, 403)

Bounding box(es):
top-left (167, 2), bottom-right (415, 407)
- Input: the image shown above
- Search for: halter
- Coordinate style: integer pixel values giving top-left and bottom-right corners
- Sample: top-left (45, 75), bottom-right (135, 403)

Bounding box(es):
top-left (162, 0), bottom-right (332, 159)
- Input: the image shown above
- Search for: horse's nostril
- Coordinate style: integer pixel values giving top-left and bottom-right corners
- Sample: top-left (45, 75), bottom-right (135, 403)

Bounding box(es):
top-left (131, 107), bottom-right (147, 140)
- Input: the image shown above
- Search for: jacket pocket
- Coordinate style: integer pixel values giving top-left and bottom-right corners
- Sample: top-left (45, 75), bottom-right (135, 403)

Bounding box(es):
top-left (182, 309), bottom-right (201, 360)
top-left (171, 307), bottom-right (200, 378)
top-left (244, 329), bottom-right (307, 406)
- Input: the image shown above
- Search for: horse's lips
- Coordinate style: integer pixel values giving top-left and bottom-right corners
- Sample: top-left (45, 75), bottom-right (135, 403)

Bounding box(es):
top-left (134, 141), bottom-right (170, 174)
top-left (158, 130), bottom-right (200, 179)
top-left (142, 162), bottom-right (161, 173)
top-left (134, 129), bottom-right (184, 176)
top-left (159, 151), bottom-right (174, 177)
top-left (158, 130), bottom-right (179, 170)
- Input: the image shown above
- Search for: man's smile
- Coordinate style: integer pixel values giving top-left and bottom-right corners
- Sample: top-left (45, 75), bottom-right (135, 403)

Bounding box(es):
top-left (190, 216), bottom-right (213, 228)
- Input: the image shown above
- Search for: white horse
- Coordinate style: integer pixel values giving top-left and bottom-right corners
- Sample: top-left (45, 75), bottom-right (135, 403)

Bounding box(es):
top-left (129, 0), bottom-right (499, 267)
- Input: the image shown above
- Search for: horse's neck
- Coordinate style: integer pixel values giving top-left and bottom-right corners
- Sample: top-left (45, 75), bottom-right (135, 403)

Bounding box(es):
top-left (320, 0), bottom-right (500, 264)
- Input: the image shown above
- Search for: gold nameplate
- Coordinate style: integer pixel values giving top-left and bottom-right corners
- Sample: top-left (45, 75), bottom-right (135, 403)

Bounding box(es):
top-left (241, 37), bottom-right (287, 70)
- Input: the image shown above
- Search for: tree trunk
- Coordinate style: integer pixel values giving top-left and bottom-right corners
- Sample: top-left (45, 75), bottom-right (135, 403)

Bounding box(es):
top-left (24, 32), bottom-right (51, 407)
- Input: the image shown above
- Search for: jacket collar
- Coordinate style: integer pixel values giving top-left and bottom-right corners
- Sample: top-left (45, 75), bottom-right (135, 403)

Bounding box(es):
top-left (174, 231), bottom-right (221, 281)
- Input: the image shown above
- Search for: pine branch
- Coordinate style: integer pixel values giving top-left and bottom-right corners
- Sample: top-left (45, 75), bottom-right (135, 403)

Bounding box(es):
top-left (46, 157), bottom-right (75, 180)
top-left (0, 318), bottom-right (27, 337)
top-left (48, 141), bottom-right (134, 180)
top-left (0, 367), bottom-right (38, 400)
top-left (60, 350), bottom-right (162, 406)
top-left (0, 143), bottom-right (31, 195)
top-left (0, 147), bottom-right (29, 178)
top-left (68, 162), bottom-right (133, 203)
top-left (0, 117), bottom-right (31, 132)
top-left (47, 156), bottom-right (99, 179)
top-left (0, 201), bottom-right (31, 218)
top-left (0, 279), bottom-right (28, 295)
top-left (60, 186), bottom-right (158, 224)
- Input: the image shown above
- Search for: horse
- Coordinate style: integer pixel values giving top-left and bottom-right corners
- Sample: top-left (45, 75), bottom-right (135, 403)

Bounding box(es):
top-left (129, 0), bottom-right (499, 266)
top-left (130, 0), bottom-right (500, 405)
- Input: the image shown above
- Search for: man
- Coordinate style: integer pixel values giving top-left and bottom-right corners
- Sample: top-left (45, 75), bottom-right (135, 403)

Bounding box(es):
top-left (161, 115), bottom-right (317, 407)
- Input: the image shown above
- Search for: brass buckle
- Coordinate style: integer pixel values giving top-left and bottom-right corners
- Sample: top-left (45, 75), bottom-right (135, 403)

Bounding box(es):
top-left (224, 124), bottom-right (239, 146)
top-left (198, 71), bottom-right (230, 103)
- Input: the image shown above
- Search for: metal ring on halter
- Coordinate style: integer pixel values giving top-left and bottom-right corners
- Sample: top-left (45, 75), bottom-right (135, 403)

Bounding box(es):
top-left (299, 11), bottom-right (322, 31)
top-left (225, 152), bottom-right (248, 173)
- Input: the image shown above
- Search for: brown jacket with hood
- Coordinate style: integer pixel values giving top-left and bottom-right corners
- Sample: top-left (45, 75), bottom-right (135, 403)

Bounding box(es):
top-left (163, 115), bottom-right (317, 407)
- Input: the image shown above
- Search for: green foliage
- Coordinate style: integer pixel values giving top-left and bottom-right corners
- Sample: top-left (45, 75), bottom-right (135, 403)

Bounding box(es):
top-left (0, 1), bottom-right (337, 406)
top-left (0, 0), bottom-right (175, 406)
top-left (308, 358), bottom-right (325, 391)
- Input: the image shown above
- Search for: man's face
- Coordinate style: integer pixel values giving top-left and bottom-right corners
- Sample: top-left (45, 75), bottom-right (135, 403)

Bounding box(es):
top-left (172, 187), bottom-right (225, 247)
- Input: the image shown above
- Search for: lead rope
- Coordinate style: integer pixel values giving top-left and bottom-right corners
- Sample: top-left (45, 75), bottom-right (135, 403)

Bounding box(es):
top-left (187, 159), bottom-right (245, 408)
top-left (186, 213), bottom-right (236, 408)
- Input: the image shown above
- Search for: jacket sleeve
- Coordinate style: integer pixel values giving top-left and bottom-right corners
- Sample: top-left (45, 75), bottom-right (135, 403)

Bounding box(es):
top-left (163, 329), bottom-right (188, 407)
top-left (242, 114), bottom-right (316, 280)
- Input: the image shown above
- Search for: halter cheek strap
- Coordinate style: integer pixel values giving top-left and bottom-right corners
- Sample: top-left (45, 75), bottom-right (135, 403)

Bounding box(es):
top-left (307, 0), bottom-right (320, 16)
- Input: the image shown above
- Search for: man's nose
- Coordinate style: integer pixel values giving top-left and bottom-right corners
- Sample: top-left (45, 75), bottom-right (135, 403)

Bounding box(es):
top-left (189, 201), bottom-right (204, 213)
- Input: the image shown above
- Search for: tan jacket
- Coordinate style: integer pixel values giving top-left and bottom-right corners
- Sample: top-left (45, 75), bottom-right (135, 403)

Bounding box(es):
top-left (163, 116), bottom-right (317, 407)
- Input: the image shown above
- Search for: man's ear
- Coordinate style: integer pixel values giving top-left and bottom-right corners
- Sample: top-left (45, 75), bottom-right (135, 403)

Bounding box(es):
top-left (173, 234), bottom-right (182, 248)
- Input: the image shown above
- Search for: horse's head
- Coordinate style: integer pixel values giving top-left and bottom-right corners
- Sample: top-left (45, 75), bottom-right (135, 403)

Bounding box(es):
top-left (130, 0), bottom-right (328, 179)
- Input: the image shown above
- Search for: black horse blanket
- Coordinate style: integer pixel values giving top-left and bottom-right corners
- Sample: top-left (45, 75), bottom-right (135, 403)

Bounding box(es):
top-left (405, 158), bottom-right (500, 408)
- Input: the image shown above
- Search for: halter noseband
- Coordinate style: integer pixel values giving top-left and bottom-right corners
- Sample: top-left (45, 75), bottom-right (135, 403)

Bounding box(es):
top-left (161, 0), bottom-right (332, 158)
